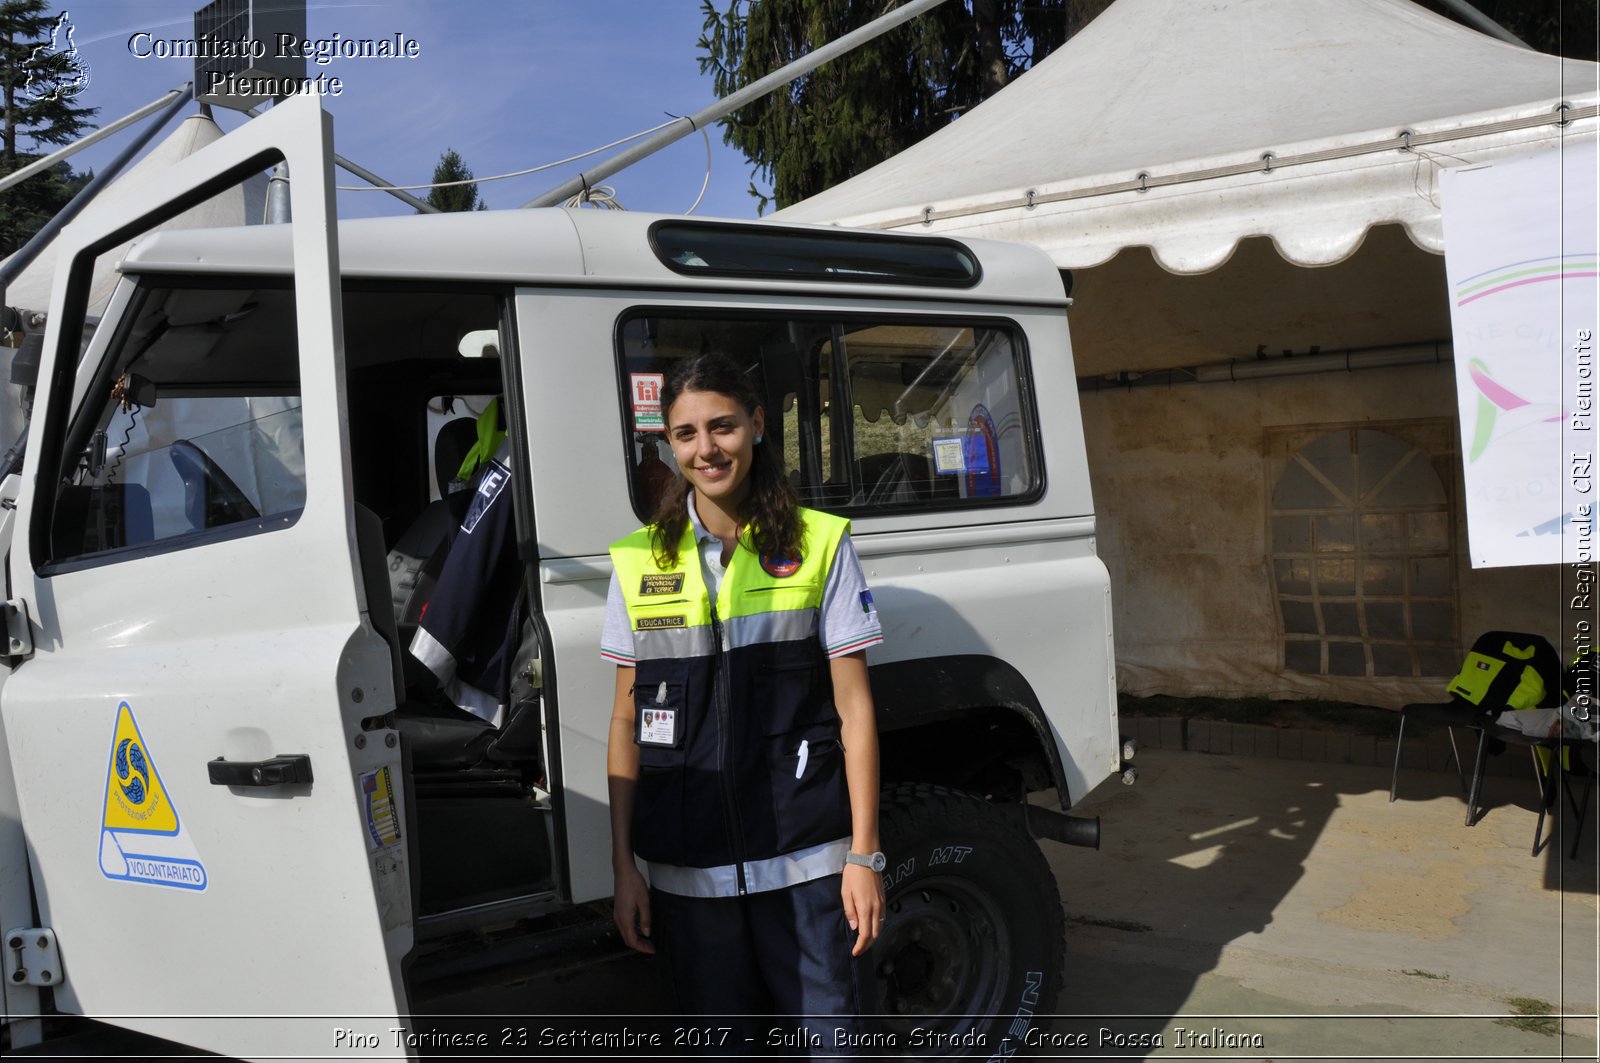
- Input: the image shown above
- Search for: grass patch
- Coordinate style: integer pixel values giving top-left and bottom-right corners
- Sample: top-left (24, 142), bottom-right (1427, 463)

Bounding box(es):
top-left (1119, 694), bottom-right (1400, 736)
top-left (1067, 914), bottom-right (1153, 933)
top-left (1401, 968), bottom-right (1449, 980)
top-left (1495, 996), bottom-right (1560, 1037)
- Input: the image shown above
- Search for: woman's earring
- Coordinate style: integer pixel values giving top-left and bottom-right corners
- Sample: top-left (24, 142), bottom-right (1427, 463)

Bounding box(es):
top-left (755, 435), bottom-right (764, 444)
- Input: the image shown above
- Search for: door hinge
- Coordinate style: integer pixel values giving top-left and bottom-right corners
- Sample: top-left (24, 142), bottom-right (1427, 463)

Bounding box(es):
top-left (4, 927), bottom-right (62, 987)
top-left (2, 598), bottom-right (32, 663)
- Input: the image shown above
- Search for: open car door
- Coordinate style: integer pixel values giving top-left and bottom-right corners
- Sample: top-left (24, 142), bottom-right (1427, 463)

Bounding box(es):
top-left (1, 95), bottom-right (412, 1059)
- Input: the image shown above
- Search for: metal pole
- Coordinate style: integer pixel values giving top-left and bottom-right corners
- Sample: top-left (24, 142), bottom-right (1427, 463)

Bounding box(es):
top-left (264, 162), bottom-right (292, 223)
top-left (0, 83), bottom-right (195, 291)
top-left (1432, 0), bottom-right (1531, 48)
top-left (334, 152), bottom-right (438, 214)
top-left (522, 0), bottom-right (953, 208)
top-left (242, 105), bottom-right (439, 213)
top-left (0, 85), bottom-right (190, 195)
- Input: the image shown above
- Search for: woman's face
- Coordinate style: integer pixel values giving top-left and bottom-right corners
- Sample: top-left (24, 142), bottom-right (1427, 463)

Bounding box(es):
top-left (666, 387), bottom-right (765, 509)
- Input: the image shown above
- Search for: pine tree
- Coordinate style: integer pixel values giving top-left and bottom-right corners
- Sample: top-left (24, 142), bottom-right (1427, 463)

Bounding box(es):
top-left (697, 0), bottom-right (1111, 212)
top-left (1, 1), bottom-right (97, 255)
top-left (423, 148), bottom-right (485, 213)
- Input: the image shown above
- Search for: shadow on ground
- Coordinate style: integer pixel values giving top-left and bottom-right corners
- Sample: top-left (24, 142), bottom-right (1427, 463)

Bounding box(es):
top-left (1049, 746), bottom-right (1598, 1060)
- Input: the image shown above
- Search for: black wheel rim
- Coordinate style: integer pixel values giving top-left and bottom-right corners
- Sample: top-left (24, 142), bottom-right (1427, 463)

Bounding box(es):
top-left (871, 874), bottom-right (1010, 1039)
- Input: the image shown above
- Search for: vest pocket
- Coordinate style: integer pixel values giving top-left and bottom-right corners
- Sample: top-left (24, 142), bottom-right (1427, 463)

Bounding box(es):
top-left (631, 762), bottom-right (686, 863)
top-left (769, 723), bottom-right (851, 852)
top-left (631, 659), bottom-right (690, 863)
top-left (634, 659), bottom-right (690, 753)
top-left (758, 644), bottom-right (832, 736)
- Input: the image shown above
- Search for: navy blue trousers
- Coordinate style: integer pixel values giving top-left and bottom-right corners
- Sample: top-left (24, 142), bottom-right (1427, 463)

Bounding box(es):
top-left (651, 873), bottom-right (861, 1058)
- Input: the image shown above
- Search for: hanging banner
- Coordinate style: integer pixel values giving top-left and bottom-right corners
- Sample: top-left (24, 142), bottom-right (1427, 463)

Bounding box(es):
top-left (1441, 138), bottom-right (1599, 568)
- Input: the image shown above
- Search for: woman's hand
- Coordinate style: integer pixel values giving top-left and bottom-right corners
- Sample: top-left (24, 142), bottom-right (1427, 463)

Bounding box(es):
top-left (606, 664), bottom-right (654, 953)
top-left (842, 861), bottom-right (886, 956)
top-left (831, 650), bottom-right (885, 957)
top-left (613, 861), bottom-right (656, 954)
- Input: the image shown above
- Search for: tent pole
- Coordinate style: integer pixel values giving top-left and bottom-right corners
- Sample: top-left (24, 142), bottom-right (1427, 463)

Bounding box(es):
top-left (0, 83), bottom-right (195, 293)
top-left (1081, 341), bottom-right (1455, 392)
top-left (242, 105), bottom-right (441, 214)
top-left (0, 85), bottom-right (190, 195)
top-left (1432, 0), bottom-right (1531, 49)
top-left (521, 0), bottom-right (953, 208)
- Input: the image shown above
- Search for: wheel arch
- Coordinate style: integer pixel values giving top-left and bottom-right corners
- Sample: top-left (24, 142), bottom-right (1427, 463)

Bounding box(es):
top-left (868, 654), bottom-right (1071, 809)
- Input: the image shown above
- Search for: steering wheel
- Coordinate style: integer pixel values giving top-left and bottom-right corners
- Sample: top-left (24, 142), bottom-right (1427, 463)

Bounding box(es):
top-left (169, 439), bottom-right (260, 530)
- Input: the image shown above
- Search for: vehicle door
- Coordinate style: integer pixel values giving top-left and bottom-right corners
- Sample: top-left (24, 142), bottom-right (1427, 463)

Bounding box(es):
top-left (0, 95), bottom-right (412, 1059)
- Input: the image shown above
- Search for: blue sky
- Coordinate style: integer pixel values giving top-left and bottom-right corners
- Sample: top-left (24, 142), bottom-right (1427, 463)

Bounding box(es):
top-left (43, 1), bottom-right (769, 219)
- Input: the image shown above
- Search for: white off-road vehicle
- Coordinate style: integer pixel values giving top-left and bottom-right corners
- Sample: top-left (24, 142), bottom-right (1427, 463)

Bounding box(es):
top-left (0, 98), bottom-right (1120, 1059)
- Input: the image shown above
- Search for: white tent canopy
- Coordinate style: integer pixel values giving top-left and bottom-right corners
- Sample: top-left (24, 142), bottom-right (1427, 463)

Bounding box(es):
top-left (0, 113), bottom-right (266, 457)
top-left (776, 0), bottom-right (1599, 274)
top-left (3, 113), bottom-right (266, 315)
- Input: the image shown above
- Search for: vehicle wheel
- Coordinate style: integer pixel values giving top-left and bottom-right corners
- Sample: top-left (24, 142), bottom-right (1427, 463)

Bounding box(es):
top-left (864, 782), bottom-right (1064, 1058)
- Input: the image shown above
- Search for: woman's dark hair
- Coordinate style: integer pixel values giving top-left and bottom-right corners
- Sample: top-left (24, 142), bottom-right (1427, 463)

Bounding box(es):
top-left (650, 351), bottom-right (803, 567)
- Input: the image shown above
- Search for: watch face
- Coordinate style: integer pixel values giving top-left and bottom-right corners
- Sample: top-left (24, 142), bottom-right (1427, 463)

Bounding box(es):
top-left (869, 851), bottom-right (887, 872)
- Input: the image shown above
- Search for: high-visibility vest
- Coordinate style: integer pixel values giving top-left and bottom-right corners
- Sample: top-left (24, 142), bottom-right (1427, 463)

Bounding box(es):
top-left (609, 507), bottom-right (851, 884)
top-left (454, 397), bottom-right (507, 485)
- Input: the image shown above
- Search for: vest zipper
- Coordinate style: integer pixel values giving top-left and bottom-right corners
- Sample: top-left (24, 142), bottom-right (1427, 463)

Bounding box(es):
top-left (709, 600), bottom-right (748, 896)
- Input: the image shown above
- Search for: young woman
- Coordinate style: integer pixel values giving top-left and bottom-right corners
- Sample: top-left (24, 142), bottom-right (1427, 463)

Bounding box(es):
top-left (602, 351), bottom-right (886, 1045)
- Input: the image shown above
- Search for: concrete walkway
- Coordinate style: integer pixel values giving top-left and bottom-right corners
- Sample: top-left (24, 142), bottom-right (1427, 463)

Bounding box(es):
top-left (1051, 747), bottom-right (1599, 1060)
top-left (425, 743), bottom-right (1599, 1061)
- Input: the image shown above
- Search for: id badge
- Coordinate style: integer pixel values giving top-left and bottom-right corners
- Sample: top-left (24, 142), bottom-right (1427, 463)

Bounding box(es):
top-left (637, 680), bottom-right (679, 746)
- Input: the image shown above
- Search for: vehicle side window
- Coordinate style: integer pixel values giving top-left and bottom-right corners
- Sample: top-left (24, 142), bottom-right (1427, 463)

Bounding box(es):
top-left (617, 312), bottom-right (1041, 519)
top-left (46, 282), bottom-right (304, 564)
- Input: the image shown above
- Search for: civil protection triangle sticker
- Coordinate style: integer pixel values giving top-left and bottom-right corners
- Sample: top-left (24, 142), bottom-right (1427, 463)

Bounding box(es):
top-left (98, 701), bottom-right (207, 890)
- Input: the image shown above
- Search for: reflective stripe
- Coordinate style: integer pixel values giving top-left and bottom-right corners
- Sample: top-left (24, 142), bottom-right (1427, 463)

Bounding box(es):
top-left (444, 676), bottom-right (505, 727)
top-left (632, 624), bottom-right (718, 662)
top-left (411, 625), bottom-right (504, 725)
top-left (647, 838), bottom-right (850, 898)
top-left (724, 608), bottom-right (820, 650)
top-left (409, 624), bottom-right (454, 678)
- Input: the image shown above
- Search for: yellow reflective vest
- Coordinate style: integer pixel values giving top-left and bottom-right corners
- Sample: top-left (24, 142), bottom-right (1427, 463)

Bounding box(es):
top-left (610, 507), bottom-right (851, 882)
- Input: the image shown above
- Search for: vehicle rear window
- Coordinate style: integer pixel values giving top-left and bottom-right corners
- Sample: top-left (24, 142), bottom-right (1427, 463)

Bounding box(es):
top-left (650, 222), bottom-right (980, 288)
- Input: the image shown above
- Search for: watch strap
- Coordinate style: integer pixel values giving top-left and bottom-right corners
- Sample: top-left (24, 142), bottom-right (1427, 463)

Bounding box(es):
top-left (845, 850), bottom-right (887, 872)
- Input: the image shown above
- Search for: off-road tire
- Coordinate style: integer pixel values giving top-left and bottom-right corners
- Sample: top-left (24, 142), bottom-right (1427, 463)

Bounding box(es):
top-left (864, 782), bottom-right (1065, 1058)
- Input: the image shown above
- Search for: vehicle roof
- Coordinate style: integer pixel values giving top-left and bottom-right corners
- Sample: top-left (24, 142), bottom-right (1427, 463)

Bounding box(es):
top-left (116, 207), bottom-right (1069, 306)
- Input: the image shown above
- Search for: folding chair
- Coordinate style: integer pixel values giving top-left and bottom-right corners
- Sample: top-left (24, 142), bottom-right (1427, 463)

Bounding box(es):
top-left (1389, 631), bottom-right (1564, 832)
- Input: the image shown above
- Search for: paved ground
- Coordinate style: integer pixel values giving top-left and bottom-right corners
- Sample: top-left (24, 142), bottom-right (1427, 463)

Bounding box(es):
top-left (427, 746), bottom-right (1600, 1061)
top-left (1051, 747), bottom-right (1600, 1061)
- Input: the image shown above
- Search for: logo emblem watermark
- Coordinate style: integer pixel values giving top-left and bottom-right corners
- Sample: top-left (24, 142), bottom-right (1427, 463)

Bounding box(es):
top-left (24, 11), bottom-right (91, 101)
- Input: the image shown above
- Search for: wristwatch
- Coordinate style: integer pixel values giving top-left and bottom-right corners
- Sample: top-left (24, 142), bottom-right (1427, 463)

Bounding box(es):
top-left (845, 850), bottom-right (887, 872)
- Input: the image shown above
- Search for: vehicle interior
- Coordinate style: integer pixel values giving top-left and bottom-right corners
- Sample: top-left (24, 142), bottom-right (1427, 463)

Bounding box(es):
top-left (48, 279), bottom-right (556, 928)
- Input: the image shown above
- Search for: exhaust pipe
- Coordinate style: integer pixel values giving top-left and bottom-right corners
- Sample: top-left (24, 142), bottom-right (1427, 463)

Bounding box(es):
top-left (1022, 804), bottom-right (1101, 850)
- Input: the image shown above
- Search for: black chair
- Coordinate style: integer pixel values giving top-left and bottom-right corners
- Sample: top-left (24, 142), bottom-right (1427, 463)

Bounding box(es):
top-left (1389, 631), bottom-right (1585, 853)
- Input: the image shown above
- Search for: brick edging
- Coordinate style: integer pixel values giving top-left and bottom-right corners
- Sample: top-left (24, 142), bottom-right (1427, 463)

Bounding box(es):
top-left (1123, 716), bottom-right (1531, 780)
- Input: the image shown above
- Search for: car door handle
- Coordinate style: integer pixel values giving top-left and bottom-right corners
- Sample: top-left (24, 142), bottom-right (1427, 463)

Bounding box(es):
top-left (207, 754), bottom-right (313, 787)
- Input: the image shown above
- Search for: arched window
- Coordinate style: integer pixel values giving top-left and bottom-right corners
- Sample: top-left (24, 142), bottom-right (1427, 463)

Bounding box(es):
top-left (1269, 426), bottom-right (1459, 678)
